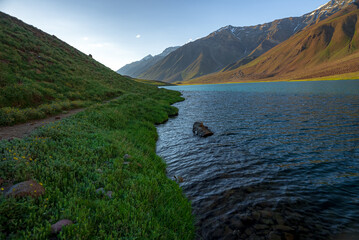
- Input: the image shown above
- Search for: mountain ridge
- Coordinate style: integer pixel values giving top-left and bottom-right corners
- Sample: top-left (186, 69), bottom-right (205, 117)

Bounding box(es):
top-left (138, 0), bottom-right (355, 83)
top-left (183, 2), bottom-right (359, 84)
top-left (116, 46), bottom-right (179, 78)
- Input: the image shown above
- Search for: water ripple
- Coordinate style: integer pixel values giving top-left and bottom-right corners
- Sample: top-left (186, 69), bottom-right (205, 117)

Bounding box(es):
top-left (157, 81), bottom-right (359, 240)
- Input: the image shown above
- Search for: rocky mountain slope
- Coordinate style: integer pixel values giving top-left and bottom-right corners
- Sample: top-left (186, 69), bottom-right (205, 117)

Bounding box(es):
top-left (117, 46), bottom-right (179, 77)
top-left (185, 2), bottom-right (359, 84)
top-left (138, 0), bottom-right (355, 83)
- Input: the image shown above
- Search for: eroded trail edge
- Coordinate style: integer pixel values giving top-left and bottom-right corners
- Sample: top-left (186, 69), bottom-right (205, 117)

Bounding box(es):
top-left (0, 108), bottom-right (84, 140)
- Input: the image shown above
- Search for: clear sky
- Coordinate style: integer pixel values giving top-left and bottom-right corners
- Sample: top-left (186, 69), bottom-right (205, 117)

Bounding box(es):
top-left (0, 0), bottom-right (329, 70)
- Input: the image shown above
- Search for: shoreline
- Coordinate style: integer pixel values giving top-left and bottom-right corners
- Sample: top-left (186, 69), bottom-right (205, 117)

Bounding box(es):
top-left (174, 75), bottom-right (359, 86)
top-left (0, 89), bottom-right (194, 239)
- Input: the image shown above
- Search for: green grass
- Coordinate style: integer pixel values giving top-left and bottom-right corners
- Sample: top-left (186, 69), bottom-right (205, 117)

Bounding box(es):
top-left (0, 11), bottom-right (194, 239)
top-left (0, 90), bottom-right (194, 239)
top-left (0, 11), bottom-right (149, 126)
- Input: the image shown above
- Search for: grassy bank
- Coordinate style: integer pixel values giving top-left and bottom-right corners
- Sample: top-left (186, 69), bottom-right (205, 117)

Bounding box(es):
top-left (0, 11), bottom-right (194, 239)
top-left (0, 88), bottom-right (195, 239)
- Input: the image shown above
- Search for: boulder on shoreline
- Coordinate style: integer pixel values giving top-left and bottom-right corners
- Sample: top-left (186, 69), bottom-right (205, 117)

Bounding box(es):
top-left (193, 122), bottom-right (213, 137)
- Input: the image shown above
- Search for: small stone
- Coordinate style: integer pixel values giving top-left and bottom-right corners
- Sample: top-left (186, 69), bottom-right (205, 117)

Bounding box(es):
top-left (263, 230), bottom-right (271, 235)
top-left (96, 169), bottom-right (103, 173)
top-left (314, 224), bottom-right (323, 230)
top-left (5, 180), bottom-right (45, 198)
top-left (212, 228), bottom-right (224, 238)
top-left (245, 228), bottom-right (253, 236)
top-left (248, 234), bottom-right (260, 240)
top-left (223, 226), bottom-right (233, 236)
top-left (230, 217), bottom-right (243, 229)
top-left (51, 219), bottom-right (73, 234)
top-left (233, 229), bottom-right (241, 236)
top-left (268, 231), bottom-right (282, 240)
top-left (298, 226), bottom-right (309, 232)
top-left (284, 232), bottom-right (294, 240)
top-left (259, 210), bottom-right (273, 218)
top-left (275, 225), bottom-right (294, 231)
top-left (261, 218), bottom-right (274, 225)
top-left (123, 154), bottom-right (131, 160)
top-left (106, 191), bottom-right (113, 199)
top-left (274, 214), bottom-right (285, 225)
top-left (123, 162), bottom-right (131, 165)
top-left (96, 188), bottom-right (105, 194)
top-left (245, 187), bottom-right (255, 193)
top-left (242, 215), bottom-right (255, 224)
top-left (254, 224), bottom-right (268, 230)
top-left (252, 211), bottom-right (261, 221)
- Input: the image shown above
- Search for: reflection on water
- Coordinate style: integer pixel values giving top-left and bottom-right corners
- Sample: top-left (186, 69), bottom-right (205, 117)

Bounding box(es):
top-left (157, 80), bottom-right (359, 240)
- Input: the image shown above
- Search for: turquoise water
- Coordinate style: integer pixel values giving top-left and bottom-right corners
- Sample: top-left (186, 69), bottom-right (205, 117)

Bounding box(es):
top-left (164, 80), bottom-right (359, 95)
top-left (157, 80), bottom-right (359, 240)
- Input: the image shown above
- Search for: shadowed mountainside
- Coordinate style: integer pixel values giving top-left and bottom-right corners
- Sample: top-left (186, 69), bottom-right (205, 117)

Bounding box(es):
top-left (139, 0), bottom-right (355, 83)
top-left (185, 2), bottom-right (359, 84)
top-left (116, 46), bottom-right (179, 78)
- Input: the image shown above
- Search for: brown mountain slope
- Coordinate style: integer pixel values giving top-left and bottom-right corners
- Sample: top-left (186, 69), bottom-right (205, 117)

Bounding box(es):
top-left (140, 0), bottom-right (354, 83)
top-left (184, 2), bottom-right (359, 85)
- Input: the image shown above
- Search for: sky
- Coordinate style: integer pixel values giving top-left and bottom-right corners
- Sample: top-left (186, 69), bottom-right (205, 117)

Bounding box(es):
top-left (0, 0), bottom-right (330, 71)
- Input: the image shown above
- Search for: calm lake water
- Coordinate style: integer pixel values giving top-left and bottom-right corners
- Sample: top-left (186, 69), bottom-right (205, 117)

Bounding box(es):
top-left (157, 80), bottom-right (359, 240)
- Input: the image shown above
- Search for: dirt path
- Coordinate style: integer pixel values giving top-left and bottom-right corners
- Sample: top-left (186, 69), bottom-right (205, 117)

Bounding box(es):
top-left (0, 108), bottom-right (84, 140)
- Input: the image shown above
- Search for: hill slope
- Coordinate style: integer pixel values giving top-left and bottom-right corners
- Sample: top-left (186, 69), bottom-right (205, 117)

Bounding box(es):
top-left (0, 11), bottom-right (163, 125)
top-left (0, 11), bottom-right (194, 239)
top-left (185, 2), bottom-right (359, 84)
top-left (116, 46), bottom-right (179, 78)
top-left (139, 0), bottom-right (354, 83)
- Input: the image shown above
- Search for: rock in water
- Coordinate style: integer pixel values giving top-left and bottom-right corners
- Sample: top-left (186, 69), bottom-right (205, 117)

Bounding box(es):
top-left (51, 219), bottom-right (73, 234)
top-left (5, 180), bottom-right (45, 198)
top-left (193, 122), bottom-right (213, 137)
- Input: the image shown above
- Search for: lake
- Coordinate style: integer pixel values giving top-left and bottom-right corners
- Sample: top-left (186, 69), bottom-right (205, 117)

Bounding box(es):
top-left (157, 80), bottom-right (359, 240)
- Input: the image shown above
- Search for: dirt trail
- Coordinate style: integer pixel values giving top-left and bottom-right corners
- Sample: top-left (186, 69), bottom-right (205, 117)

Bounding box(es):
top-left (0, 108), bottom-right (84, 140)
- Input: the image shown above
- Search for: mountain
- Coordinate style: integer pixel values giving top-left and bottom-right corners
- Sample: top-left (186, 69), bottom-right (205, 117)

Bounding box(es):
top-left (185, 1), bottom-right (359, 84)
top-left (139, 0), bottom-right (355, 83)
top-left (117, 46), bottom-right (179, 77)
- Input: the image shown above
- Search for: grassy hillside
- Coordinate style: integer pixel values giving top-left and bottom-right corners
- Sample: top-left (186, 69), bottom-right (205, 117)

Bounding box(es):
top-left (0, 11), bottom-right (194, 239)
top-left (0, 11), bottom-right (147, 126)
top-left (183, 3), bottom-right (359, 85)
